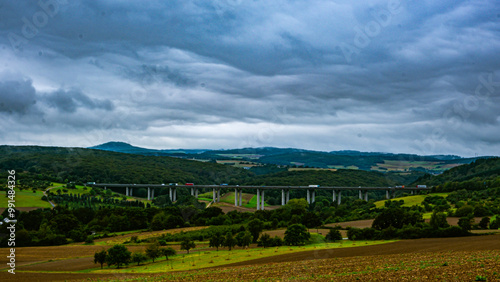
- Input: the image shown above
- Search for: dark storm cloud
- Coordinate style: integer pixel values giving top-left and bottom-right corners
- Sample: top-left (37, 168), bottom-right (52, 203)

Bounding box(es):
top-left (123, 64), bottom-right (195, 87)
top-left (44, 89), bottom-right (114, 113)
top-left (0, 0), bottom-right (499, 155)
top-left (0, 79), bottom-right (37, 114)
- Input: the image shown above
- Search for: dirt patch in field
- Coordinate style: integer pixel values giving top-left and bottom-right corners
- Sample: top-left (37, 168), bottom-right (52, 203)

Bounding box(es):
top-left (212, 202), bottom-right (280, 214)
top-left (263, 228), bottom-right (337, 238)
top-left (8, 245), bottom-right (146, 270)
top-left (90, 226), bottom-right (208, 245)
top-left (0, 272), bottom-right (151, 282)
top-left (326, 217), bottom-right (489, 230)
top-left (324, 219), bottom-right (374, 229)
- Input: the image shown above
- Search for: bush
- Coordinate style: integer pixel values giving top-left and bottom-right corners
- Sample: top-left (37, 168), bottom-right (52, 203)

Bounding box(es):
top-left (85, 236), bottom-right (94, 244)
top-left (284, 224), bottom-right (310, 246)
top-left (325, 229), bottom-right (342, 242)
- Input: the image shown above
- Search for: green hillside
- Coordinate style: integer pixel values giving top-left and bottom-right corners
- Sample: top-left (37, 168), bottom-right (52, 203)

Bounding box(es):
top-left (415, 157), bottom-right (500, 192)
top-left (0, 146), bottom-right (253, 185)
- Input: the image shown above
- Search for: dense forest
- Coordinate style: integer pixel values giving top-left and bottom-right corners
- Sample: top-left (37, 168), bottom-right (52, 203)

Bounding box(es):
top-left (0, 146), bottom-right (253, 185)
top-left (415, 157), bottom-right (500, 192)
top-left (0, 146), bottom-right (411, 188)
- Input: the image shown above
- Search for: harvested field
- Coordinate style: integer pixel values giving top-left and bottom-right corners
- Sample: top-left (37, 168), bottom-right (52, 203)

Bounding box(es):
top-left (263, 228), bottom-right (346, 238)
top-left (90, 226), bottom-right (208, 245)
top-left (327, 217), bottom-right (497, 230)
top-left (3, 234), bottom-right (499, 281)
top-left (325, 219), bottom-right (374, 229)
top-left (162, 250), bottom-right (500, 281)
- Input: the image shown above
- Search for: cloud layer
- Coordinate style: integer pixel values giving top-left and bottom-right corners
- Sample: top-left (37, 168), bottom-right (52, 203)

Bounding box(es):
top-left (0, 0), bottom-right (499, 156)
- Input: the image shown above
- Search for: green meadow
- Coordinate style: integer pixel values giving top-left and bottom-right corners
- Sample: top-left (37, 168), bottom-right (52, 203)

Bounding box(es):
top-left (88, 239), bottom-right (396, 274)
top-left (374, 193), bottom-right (449, 209)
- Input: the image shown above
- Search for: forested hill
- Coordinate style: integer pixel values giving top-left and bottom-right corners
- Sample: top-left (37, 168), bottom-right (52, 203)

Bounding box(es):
top-left (1, 146), bottom-right (399, 187)
top-left (246, 169), bottom-right (396, 187)
top-left (415, 157), bottom-right (500, 191)
top-left (0, 146), bottom-right (252, 184)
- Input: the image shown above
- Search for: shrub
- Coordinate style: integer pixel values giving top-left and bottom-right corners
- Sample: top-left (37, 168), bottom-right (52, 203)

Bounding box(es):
top-left (325, 229), bottom-right (342, 242)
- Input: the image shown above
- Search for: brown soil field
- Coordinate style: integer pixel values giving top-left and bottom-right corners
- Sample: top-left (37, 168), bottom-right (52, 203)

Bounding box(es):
top-left (263, 228), bottom-right (347, 238)
top-left (325, 219), bottom-right (374, 229)
top-left (326, 217), bottom-right (494, 230)
top-left (212, 202), bottom-right (280, 214)
top-left (164, 249), bottom-right (500, 281)
top-left (89, 226), bottom-right (208, 245)
top-left (5, 234), bottom-right (498, 281)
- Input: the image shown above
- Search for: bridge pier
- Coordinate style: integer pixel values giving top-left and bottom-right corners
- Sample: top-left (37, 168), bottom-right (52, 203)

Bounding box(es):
top-left (364, 190), bottom-right (368, 201)
top-left (217, 188), bottom-right (220, 202)
top-left (281, 189), bottom-right (285, 205)
top-left (147, 187), bottom-right (151, 200)
top-left (306, 190), bottom-right (310, 204)
top-left (170, 187), bottom-right (173, 201)
top-left (312, 190), bottom-right (315, 203)
top-left (212, 188), bottom-right (216, 202)
top-left (386, 190), bottom-right (390, 199)
top-left (239, 189), bottom-right (242, 206)
top-left (173, 188), bottom-right (177, 201)
top-left (359, 190), bottom-right (362, 200)
top-left (195, 188), bottom-right (199, 198)
top-left (286, 189), bottom-right (290, 203)
top-left (337, 190), bottom-right (342, 205)
top-left (257, 189), bottom-right (260, 210)
top-left (191, 187), bottom-right (194, 196)
top-left (261, 190), bottom-right (265, 210)
top-left (235, 188), bottom-right (238, 206)
top-left (151, 188), bottom-right (154, 200)
top-left (256, 189), bottom-right (265, 210)
top-left (126, 187), bottom-right (129, 196)
top-left (130, 187), bottom-right (133, 196)
top-left (333, 190), bottom-right (336, 203)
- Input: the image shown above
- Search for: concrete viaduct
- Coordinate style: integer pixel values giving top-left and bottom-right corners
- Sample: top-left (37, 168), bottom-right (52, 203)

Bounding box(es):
top-left (92, 183), bottom-right (428, 210)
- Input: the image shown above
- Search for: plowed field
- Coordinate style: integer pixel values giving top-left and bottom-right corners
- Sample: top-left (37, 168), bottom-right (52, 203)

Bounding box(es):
top-left (2, 234), bottom-right (499, 281)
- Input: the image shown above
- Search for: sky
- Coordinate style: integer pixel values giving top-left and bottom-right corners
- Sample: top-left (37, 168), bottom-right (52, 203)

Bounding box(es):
top-left (0, 0), bottom-right (499, 157)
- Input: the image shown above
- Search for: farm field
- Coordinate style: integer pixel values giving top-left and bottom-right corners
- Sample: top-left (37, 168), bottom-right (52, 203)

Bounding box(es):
top-left (371, 160), bottom-right (463, 172)
top-left (374, 193), bottom-right (449, 208)
top-left (0, 190), bottom-right (52, 209)
top-left (2, 234), bottom-right (499, 281)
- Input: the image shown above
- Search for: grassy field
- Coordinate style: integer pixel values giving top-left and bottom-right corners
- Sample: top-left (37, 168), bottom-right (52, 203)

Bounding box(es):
top-left (89, 239), bottom-right (395, 274)
top-left (0, 190), bottom-right (52, 208)
top-left (243, 195), bottom-right (269, 208)
top-left (374, 193), bottom-right (449, 208)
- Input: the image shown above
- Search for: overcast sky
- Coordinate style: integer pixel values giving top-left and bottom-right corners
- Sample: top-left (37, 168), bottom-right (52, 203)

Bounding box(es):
top-left (0, 0), bottom-right (499, 157)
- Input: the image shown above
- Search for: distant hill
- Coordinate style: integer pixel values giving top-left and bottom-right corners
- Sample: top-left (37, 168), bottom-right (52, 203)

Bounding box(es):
top-left (90, 141), bottom-right (207, 155)
top-left (415, 157), bottom-right (500, 191)
top-left (88, 142), bottom-right (488, 174)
